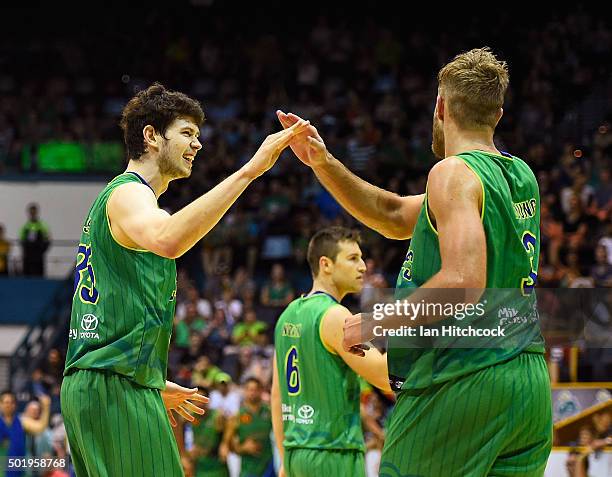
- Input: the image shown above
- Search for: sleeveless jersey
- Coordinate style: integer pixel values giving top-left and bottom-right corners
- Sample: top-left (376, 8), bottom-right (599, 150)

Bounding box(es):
top-left (274, 293), bottom-right (365, 452)
top-left (64, 172), bottom-right (177, 389)
top-left (237, 403), bottom-right (272, 476)
top-left (389, 150), bottom-right (545, 391)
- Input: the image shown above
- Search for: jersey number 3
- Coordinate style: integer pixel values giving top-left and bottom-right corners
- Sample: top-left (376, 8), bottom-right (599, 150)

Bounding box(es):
top-left (74, 244), bottom-right (99, 305)
top-left (285, 346), bottom-right (301, 395)
top-left (520, 231), bottom-right (538, 296)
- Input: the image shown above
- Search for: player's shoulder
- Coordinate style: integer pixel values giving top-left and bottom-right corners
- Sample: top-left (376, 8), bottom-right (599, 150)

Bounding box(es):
top-left (107, 180), bottom-right (158, 215)
top-left (322, 303), bottom-right (351, 324)
top-left (428, 156), bottom-right (472, 179)
top-left (428, 156), bottom-right (481, 192)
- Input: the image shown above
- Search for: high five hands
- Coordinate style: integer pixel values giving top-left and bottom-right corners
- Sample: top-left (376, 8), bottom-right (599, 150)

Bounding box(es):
top-left (276, 110), bottom-right (328, 168)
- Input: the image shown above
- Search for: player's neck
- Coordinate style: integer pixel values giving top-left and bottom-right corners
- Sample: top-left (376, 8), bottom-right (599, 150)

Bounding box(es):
top-left (310, 278), bottom-right (344, 302)
top-left (444, 126), bottom-right (500, 158)
top-left (125, 158), bottom-right (171, 197)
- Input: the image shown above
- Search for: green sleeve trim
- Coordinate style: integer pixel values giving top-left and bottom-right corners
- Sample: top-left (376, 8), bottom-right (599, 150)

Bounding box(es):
top-left (318, 304), bottom-right (341, 355)
top-left (458, 159), bottom-right (486, 222)
top-left (105, 186), bottom-right (150, 253)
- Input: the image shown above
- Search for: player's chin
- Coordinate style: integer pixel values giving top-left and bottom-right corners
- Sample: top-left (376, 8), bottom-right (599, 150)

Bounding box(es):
top-left (349, 281), bottom-right (364, 294)
top-left (178, 166), bottom-right (192, 178)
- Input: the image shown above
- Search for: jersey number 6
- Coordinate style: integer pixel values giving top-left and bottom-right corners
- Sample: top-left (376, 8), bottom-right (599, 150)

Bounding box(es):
top-left (285, 346), bottom-right (301, 395)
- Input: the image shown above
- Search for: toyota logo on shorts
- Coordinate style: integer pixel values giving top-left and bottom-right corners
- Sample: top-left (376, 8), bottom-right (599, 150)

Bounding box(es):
top-left (297, 405), bottom-right (314, 419)
top-left (81, 314), bottom-right (99, 331)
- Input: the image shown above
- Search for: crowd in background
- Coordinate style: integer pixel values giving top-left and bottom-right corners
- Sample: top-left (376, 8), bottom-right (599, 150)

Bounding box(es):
top-left (1, 4), bottom-right (611, 476)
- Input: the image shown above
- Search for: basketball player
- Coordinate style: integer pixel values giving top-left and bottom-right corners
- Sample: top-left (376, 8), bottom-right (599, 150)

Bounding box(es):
top-left (61, 83), bottom-right (309, 476)
top-left (272, 227), bottom-right (391, 477)
top-left (278, 48), bottom-right (552, 476)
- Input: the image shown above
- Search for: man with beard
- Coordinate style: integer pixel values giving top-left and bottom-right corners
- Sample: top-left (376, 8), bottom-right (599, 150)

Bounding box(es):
top-left (62, 83), bottom-right (309, 476)
top-left (277, 48), bottom-right (552, 476)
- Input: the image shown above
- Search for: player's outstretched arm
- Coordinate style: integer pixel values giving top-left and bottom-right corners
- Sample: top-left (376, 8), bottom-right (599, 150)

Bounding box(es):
top-left (343, 157), bottom-right (487, 351)
top-left (320, 305), bottom-right (392, 393)
top-left (271, 354), bottom-right (286, 469)
top-left (108, 120), bottom-right (310, 258)
top-left (277, 110), bottom-right (423, 240)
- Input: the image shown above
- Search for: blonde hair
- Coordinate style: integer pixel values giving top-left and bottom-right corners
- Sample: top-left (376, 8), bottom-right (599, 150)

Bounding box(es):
top-left (438, 47), bottom-right (509, 130)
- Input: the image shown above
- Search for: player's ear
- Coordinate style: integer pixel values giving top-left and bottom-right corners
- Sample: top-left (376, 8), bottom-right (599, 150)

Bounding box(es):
top-left (494, 108), bottom-right (503, 127)
top-left (320, 256), bottom-right (333, 274)
top-left (143, 125), bottom-right (159, 152)
top-left (436, 95), bottom-right (445, 122)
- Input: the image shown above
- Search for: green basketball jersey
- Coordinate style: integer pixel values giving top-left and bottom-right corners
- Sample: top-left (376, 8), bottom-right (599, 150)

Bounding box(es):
top-left (389, 150), bottom-right (545, 391)
top-left (237, 403), bottom-right (272, 477)
top-left (64, 172), bottom-right (177, 389)
top-left (274, 293), bottom-right (365, 452)
top-left (192, 409), bottom-right (227, 475)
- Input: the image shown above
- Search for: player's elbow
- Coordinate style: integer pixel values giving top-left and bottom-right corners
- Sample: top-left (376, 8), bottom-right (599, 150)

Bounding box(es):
top-left (442, 269), bottom-right (485, 296)
top-left (150, 238), bottom-right (182, 259)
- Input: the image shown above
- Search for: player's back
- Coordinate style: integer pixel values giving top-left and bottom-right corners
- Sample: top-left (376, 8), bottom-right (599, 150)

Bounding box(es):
top-left (64, 172), bottom-right (177, 389)
top-left (390, 150), bottom-right (544, 390)
top-left (274, 293), bottom-right (364, 452)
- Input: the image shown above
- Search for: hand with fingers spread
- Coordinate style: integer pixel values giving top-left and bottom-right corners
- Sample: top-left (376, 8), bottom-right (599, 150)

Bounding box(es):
top-left (276, 110), bottom-right (329, 168)
top-left (161, 380), bottom-right (209, 427)
top-left (245, 118), bottom-right (311, 179)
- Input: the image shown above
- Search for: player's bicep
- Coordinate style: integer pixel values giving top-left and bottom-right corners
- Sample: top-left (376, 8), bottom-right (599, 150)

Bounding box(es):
top-left (428, 159), bottom-right (486, 288)
top-left (107, 183), bottom-right (173, 256)
top-left (321, 308), bottom-right (391, 392)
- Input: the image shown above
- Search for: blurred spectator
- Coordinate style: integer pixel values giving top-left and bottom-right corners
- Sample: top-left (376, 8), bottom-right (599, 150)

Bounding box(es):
top-left (599, 223), bottom-right (612, 266)
top-left (175, 285), bottom-right (212, 322)
top-left (559, 251), bottom-right (594, 288)
top-left (226, 378), bottom-right (273, 477)
top-left (592, 410), bottom-right (611, 441)
top-left (232, 309), bottom-right (267, 347)
top-left (202, 308), bottom-right (232, 363)
top-left (260, 264), bottom-right (294, 308)
top-left (19, 203), bottom-right (50, 276)
top-left (591, 245), bottom-right (612, 287)
top-left (214, 289), bottom-right (243, 327)
top-left (23, 399), bottom-right (53, 461)
top-left (174, 303), bottom-right (207, 349)
top-left (232, 267), bottom-right (257, 302)
top-left (0, 391), bottom-right (51, 476)
top-left (593, 168), bottom-right (612, 210)
top-left (209, 373), bottom-right (241, 418)
top-left (191, 356), bottom-right (223, 389)
top-left (237, 345), bottom-right (274, 390)
top-left (188, 387), bottom-right (229, 477)
top-left (565, 448), bottom-right (589, 477)
top-left (0, 224), bottom-right (10, 275)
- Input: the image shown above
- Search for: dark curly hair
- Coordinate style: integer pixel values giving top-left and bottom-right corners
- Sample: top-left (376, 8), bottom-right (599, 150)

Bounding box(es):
top-left (119, 83), bottom-right (205, 161)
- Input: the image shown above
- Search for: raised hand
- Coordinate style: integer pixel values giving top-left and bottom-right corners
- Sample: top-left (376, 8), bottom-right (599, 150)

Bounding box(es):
top-left (276, 111), bottom-right (328, 168)
top-left (246, 118), bottom-right (311, 179)
top-left (161, 380), bottom-right (209, 427)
